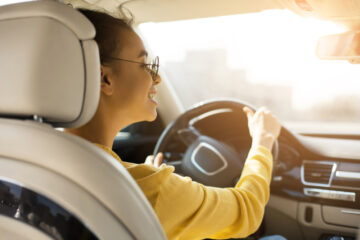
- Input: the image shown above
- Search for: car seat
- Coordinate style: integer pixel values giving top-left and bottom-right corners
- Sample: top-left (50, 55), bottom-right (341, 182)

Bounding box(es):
top-left (0, 1), bottom-right (166, 239)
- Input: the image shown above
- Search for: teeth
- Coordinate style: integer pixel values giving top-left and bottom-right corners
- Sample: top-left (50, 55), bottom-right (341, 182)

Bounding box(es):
top-left (149, 93), bottom-right (155, 100)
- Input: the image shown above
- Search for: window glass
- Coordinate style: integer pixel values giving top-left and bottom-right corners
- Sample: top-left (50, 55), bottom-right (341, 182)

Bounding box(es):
top-left (0, 0), bottom-right (34, 6)
top-left (139, 10), bottom-right (360, 129)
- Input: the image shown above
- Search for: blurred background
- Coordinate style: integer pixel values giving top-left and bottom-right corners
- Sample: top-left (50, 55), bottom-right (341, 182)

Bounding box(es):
top-left (140, 10), bottom-right (360, 132)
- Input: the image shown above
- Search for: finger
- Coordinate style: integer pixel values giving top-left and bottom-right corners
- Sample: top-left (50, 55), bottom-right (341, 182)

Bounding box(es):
top-left (145, 155), bottom-right (154, 165)
top-left (243, 106), bottom-right (254, 118)
top-left (256, 107), bottom-right (272, 118)
top-left (264, 108), bottom-right (271, 115)
top-left (154, 152), bottom-right (163, 167)
top-left (257, 106), bottom-right (268, 113)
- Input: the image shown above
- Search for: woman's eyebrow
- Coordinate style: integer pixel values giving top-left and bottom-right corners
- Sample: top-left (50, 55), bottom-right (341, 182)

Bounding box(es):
top-left (138, 50), bottom-right (148, 58)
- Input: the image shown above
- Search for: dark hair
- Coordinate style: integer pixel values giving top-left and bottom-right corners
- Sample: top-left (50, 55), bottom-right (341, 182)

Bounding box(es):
top-left (78, 8), bottom-right (134, 65)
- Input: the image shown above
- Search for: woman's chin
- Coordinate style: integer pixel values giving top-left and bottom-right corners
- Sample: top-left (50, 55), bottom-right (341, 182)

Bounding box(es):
top-left (146, 110), bottom-right (157, 122)
top-left (144, 101), bottom-right (158, 121)
top-left (138, 107), bottom-right (157, 122)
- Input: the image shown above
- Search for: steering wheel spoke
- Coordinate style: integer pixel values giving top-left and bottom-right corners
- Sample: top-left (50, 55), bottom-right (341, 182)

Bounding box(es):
top-left (166, 160), bottom-right (182, 167)
top-left (165, 160), bottom-right (186, 175)
top-left (176, 126), bottom-right (201, 146)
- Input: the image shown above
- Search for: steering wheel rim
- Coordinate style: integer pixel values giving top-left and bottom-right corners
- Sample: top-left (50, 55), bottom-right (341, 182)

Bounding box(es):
top-left (154, 99), bottom-right (278, 187)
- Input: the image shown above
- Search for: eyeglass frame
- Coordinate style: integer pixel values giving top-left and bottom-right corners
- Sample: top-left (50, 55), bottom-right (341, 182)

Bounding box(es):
top-left (101, 55), bottom-right (159, 81)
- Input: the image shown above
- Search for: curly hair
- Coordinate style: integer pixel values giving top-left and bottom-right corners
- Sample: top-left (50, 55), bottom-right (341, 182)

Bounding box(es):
top-left (76, 2), bottom-right (136, 65)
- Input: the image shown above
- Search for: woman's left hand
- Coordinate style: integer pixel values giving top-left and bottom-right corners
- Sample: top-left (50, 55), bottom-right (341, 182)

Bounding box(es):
top-left (145, 153), bottom-right (163, 167)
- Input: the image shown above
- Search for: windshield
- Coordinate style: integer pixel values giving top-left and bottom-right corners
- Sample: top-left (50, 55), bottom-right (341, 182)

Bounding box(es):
top-left (139, 10), bottom-right (360, 133)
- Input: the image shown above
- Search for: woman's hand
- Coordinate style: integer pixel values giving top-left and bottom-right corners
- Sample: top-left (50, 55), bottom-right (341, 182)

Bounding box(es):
top-left (145, 152), bottom-right (163, 168)
top-left (243, 106), bottom-right (281, 150)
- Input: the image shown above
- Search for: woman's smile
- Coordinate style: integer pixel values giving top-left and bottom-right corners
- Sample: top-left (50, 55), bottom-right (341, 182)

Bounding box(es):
top-left (148, 90), bottom-right (158, 105)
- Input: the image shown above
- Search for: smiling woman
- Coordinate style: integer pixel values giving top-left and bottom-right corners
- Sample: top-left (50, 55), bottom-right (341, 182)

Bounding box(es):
top-left (63, 5), bottom-right (284, 240)
top-left (66, 8), bottom-right (162, 147)
top-left (1, 1), bottom-right (360, 240)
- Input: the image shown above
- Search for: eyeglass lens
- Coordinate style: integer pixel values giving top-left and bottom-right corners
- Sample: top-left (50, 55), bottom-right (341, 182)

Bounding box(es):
top-left (150, 56), bottom-right (159, 80)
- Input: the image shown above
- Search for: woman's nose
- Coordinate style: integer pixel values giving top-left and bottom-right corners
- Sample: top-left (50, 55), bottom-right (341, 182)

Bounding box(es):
top-left (154, 74), bottom-right (162, 85)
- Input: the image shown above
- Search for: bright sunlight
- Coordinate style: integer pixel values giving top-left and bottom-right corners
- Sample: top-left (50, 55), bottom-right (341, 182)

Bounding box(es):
top-left (140, 10), bottom-right (360, 126)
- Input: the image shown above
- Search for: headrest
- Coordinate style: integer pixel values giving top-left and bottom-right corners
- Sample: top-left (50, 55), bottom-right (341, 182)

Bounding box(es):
top-left (0, 0), bottom-right (100, 128)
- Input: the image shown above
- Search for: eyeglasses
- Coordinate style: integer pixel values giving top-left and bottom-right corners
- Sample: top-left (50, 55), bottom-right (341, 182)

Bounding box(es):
top-left (102, 55), bottom-right (159, 81)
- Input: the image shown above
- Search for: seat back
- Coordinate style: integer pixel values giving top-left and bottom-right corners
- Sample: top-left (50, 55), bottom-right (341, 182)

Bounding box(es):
top-left (0, 1), bottom-right (166, 239)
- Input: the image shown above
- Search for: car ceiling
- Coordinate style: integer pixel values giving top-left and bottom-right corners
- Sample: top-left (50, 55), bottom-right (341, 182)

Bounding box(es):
top-left (65, 0), bottom-right (282, 23)
top-left (65, 0), bottom-right (360, 27)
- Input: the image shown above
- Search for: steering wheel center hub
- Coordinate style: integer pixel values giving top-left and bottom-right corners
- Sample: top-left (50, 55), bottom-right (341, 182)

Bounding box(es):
top-left (190, 142), bottom-right (228, 176)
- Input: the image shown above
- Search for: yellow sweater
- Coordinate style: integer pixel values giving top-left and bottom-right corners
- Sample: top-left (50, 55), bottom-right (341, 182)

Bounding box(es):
top-left (96, 144), bottom-right (273, 240)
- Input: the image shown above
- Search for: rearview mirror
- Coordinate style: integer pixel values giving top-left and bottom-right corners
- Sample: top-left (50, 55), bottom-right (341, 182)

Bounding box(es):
top-left (316, 30), bottom-right (360, 63)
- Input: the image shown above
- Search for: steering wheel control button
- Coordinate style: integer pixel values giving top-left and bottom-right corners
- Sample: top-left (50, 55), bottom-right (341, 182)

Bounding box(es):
top-left (304, 188), bottom-right (356, 202)
top-left (191, 142), bottom-right (227, 176)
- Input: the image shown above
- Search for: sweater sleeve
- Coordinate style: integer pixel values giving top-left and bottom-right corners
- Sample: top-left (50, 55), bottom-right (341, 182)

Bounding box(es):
top-left (95, 143), bottom-right (273, 240)
top-left (154, 145), bottom-right (273, 240)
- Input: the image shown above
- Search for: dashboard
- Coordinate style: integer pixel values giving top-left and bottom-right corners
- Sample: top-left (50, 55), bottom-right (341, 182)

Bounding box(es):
top-left (274, 132), bottom-right (360, 211)
top-left (161, 109), bottom-right (360, 239)
top-left (271, 130), bottom-right (360, 237)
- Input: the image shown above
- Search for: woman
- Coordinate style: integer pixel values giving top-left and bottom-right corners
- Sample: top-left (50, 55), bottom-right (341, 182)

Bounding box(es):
top-left (66, 8), bottom-right (282, 240)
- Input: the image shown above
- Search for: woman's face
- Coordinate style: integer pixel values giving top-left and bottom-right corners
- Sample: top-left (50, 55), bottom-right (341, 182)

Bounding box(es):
top-left (103, 28), bottom-right (160, 124)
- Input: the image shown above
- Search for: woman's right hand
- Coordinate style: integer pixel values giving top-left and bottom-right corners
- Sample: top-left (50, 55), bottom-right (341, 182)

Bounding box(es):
top-left (145, 152), bottom-right (163, 168)
top-left (243, 106), bottom-right (281, 150)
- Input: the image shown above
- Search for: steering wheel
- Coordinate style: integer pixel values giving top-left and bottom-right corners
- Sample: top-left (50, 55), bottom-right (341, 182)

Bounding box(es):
top-left (153, 99), bottom-right (278, 187)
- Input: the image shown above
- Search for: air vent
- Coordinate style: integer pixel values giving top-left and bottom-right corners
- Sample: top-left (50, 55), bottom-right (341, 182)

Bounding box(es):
top-left (302, 161), bottom-right (336, 187)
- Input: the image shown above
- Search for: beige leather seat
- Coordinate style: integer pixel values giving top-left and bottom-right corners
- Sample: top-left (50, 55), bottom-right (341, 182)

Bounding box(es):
top-left (0, 1), bottom-right (166, 239)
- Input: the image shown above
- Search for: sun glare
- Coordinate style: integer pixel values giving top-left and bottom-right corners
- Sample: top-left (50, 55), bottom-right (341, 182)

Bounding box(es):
top-left (140, 10), bottom-right (347, 82)
top-left (140, 9), bottom-right (360, 118)
top-left (0, 0), bottom-right (34, 6)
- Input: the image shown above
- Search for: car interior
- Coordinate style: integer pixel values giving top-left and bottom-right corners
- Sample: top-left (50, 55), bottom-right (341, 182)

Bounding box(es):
top-left (0, 0), bottom-right (359, 240)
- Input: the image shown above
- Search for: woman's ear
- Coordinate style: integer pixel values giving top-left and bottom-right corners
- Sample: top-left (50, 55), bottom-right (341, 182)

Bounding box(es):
top-left (100, 65), bottom-right (113, 96)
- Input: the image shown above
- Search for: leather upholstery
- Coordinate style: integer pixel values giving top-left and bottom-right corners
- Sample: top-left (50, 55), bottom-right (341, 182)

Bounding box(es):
top-left (0, 1), bottom-right (167, 239)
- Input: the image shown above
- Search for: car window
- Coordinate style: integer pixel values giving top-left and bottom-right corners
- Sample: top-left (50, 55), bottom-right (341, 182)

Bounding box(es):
top-left (139, 10), bottom-right (360, 133)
